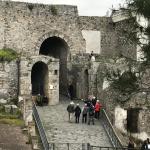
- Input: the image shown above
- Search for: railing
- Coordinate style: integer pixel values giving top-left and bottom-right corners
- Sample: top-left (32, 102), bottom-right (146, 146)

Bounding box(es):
top-left (89, 146), bottom-right (138, 150)
top-left (32, 102), bottom-right (50, 150)
top-left (100, 109), bottom-right (123, 148)
top-left (49, 143), bottom-right (139, 150)
top-left (49, 143), bottom-right (88, 150)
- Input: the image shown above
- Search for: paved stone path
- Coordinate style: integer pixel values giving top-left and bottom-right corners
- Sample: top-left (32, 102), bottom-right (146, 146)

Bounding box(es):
top-left (37, 98), bottom-right (112, 149)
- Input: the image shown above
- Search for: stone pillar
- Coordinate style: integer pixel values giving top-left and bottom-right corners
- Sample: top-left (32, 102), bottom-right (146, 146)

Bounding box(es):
top-left (48, 60), bottom-right (59, 105)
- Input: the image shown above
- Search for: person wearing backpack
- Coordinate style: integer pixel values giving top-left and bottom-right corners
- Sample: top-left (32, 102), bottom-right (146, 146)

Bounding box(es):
top-left (88, 105), bottom-right (95, 125)
top-left (74, 103), bottom-right (81, 123)
top-left (82, 103), bottom-right (88, 123)
top-left (67, 101), bottom-right (75, 122)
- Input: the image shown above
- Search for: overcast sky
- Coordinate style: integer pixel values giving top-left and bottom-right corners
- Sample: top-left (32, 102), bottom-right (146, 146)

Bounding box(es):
top-left (9, 0), bottom-right (126, 16)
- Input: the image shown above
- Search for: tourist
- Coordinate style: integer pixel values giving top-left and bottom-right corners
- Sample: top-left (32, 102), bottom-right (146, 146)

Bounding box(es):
top-left (89, 51), bottom-right (94, 60)
top-left (91, 55), bottom-right (95, 62)
top-left (82, 103), bottom-right (88, 123)
top-left (67, 101), bottom-right (75, 122)
top-left (146, 138), bottom-right (150, 149)
top-left (91, 96), bottom-right (96, 107)
top-left (74, 103), bottom-right (81, 123)
top-left (141, 140), bottom-right (147, 150)
top-left (36, 94), bottom-right (43, 106)
top-left (94, 100), bottom-right (102, 119)
top-left (84, 95), bottom-right (93, 108)
top-left (88, 105), bottom-right (95, 125)
top-left (43, 96), bottom-right (48, 105)
top-left (128, 138), bottom-right (135, 150)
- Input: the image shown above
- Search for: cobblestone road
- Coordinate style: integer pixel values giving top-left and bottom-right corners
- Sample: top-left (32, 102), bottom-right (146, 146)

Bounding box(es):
top-left (37, 99), bottom-right (112, 149)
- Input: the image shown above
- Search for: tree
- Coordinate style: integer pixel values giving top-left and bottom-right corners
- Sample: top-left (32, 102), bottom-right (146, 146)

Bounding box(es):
top-left (105, 0), bottom-right (150, 104)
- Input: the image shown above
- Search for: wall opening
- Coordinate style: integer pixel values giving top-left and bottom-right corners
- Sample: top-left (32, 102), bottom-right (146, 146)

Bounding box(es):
top-left (39, 36), bottom-right (69, 97)
top-left (127, 108), bottom-right (139, 133)
top-left (31, 61), bottom-right (48, 97)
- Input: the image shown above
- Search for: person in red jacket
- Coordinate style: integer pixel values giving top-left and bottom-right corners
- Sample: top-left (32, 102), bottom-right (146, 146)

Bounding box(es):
top-left (94, 100), bottom-right (102, 119)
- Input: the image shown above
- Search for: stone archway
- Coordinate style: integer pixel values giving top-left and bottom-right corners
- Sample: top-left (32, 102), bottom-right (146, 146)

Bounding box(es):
top-left (38, 34), bottom-right (70, 97)
top-left (31, 61), bottom-right (48, 97)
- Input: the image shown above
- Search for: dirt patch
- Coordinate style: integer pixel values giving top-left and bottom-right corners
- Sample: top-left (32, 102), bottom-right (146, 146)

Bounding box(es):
top-left (0, 124), bottom-right (32, 150)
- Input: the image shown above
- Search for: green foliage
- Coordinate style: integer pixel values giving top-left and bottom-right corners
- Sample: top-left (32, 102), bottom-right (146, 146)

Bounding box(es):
top-left (0, 48), bottom-right (18, 62)
top-left (0, 112), bottom-right (24, 126)
top-left (107, 0), bottom-right (150, 102)
top-left (128, 0), bottom-right (150, 19)
top-left (28, 4), bottom-right (34, 11)
top-left (111, 71), bottom-right (139, 94)
top-left (127, 0), bottom-right (150, 64)
top-left (50, 6), bottom-right (57, 15)
top-left (0, 118), bottom-right (24, 126)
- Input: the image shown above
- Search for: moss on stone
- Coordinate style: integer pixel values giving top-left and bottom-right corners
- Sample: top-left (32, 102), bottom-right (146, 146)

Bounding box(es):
top-left (0, 48), bottom-right (18, 62)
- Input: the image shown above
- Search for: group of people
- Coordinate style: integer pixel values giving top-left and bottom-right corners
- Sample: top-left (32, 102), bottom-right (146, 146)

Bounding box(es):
top-left (35, 94), bottom-right (48, 106)
top-left (67, 96), bottom-right (102, 125)
top-left (128, 137), bottom-right (150, 150)
top-left (141, 138), bottom-right (150, 150)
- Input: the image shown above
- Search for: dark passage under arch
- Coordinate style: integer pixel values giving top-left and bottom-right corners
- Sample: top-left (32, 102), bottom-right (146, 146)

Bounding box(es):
top-left (31, 61), bottom-right (48, 96)
top-left (39, 36), bottom-right (69, 96)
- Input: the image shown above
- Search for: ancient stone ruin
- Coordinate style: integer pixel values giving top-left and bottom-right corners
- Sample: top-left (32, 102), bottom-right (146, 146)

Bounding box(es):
top-left (0, 0), bottom-right (149, 141)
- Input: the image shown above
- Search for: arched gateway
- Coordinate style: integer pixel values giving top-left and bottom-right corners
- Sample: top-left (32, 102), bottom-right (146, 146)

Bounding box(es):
top-left (39, 35), bottom-right (70, 97)
top-left (19, 32), bottom-right (71, 106)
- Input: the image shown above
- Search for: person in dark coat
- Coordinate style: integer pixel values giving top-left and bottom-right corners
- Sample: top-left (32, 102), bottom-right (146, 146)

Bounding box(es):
top-left (92, 96), bottom-right (96, 107)
top-left (74, 103), bottom-right (81, 123)
top-left (128, 138), bottom-right (135, 150)
top-left (146, 138), bottom-right (150, 149)
top-left (67, 101), bottom-right (75, 122)
top-left (88, 105), bottom-right (95, 125)
top-left (141, 140), bottom-right (147, 150)
top-left (82, 103), bottom-right (88, 123)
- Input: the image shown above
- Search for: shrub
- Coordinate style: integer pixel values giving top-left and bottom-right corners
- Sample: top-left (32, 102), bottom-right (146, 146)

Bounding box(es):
top-left (50, 6), bottom-right (57, 15)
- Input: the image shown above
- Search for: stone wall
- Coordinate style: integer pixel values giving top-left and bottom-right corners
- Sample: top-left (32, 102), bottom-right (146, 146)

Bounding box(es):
top-left (0, 61), bottom-right (18, 100)
top-left (19, 56), bottom-right (59, 105)
top-left (89, 55), bottom-right (150, 141)
top-left (0, 1), bottom-right (85, 57)
top-left (114, 18), bottom-right (137, 59)
top-left (79, 16), bottom-right (120, 56)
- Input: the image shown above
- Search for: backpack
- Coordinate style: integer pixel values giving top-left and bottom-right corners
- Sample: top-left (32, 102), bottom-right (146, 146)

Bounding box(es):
top-left (67, 105), bottom-right (74, 113)
top-left (82, 107), bottom-right (88, 115)
top-left (89, 107), bottom-right (94, 116)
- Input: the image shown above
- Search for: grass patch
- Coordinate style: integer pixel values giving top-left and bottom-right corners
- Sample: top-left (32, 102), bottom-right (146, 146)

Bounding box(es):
top-left (0, 112), bottom-right (24, 126)
top-left (0, 48), bottom-right (18, 61)
top-left (0, 118), bottom-right (24, 126)
top-left (0, 113), bottom-right (19, 119)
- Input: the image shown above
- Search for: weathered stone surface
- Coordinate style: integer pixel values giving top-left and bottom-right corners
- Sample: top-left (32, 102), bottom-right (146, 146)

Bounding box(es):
top-left (0, 0), bottom-right (149, 144)
top-left (0, 99), bottom-right (7, 105)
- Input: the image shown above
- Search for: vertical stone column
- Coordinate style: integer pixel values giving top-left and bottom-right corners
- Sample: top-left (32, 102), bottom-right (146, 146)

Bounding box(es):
top-left (88, 62), bottom-right (99, 96)
top-left (48, 60), bottom-right (59, 105)
top-left (19, 57), bottom-right (31, 96)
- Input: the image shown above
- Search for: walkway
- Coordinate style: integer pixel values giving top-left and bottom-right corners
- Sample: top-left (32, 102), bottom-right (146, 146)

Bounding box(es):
top-left (37, 99), bottom-right (112, 149)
